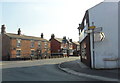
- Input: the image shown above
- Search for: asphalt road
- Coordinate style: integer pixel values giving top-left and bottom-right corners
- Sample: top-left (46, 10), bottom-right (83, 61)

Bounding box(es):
top-left (2, 57), bottom-right (100, 81)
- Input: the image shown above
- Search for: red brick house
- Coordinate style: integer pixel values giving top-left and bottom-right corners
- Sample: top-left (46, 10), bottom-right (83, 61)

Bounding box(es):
top-left (1, 25), bottom-right (51, 61)
top-left (49, 34), bottom-right (63, 57)
top-left (68, 39), bottom-right (80, 56)
top-left (49, 34), bottom-right (79, 57)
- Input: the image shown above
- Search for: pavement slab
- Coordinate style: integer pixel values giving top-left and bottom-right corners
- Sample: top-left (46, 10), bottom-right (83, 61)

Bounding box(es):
top-left (58, 60), bottom-right (120, 82)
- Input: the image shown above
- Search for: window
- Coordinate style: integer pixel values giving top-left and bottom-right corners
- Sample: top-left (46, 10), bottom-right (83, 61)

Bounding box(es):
top-left (17, 39), bottom-right (21, 47)
top-left (31, 50), bottom-right (34, 56)
top-left (81, 42), bottom-right (87, 59)
top-left (63, 50), bottom-right (67, 54)
top-left (16, 50), bottom-right (21, 57)
top-left (38, 41), bottom-right (41, 48)
top-left (69, 44), bottom-right (72, 49)
top-left (44, 42), bottom-right (48, 48)
top-left (31, 40), bottom-right (34, 48)
top-left (84, 19), bottom-right (86, 26)
top-left (77, 45), bottom-right (80, 51)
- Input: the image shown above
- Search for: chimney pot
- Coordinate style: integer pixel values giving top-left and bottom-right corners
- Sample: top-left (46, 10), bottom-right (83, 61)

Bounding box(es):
top-left (51, 34), bottom-right (55, 39)
top-left (1, 24), bottom-right (6, 34)
top-left (41, 33), bottom-right (43, 38)
top-left (18, 28), bottom-right (21, 35)
top-left (70, 39), bottom-right (72, 42)
top-left (63, 36), bottom-right (66, 40)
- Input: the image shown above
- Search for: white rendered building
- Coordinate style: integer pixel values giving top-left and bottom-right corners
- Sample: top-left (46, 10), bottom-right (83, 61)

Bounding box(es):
top-left (78, 0), bottom-right (120, 69)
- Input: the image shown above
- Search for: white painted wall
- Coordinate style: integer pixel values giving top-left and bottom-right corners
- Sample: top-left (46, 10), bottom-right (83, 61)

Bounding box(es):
top-left (89, 2), bottom-right (119, 68)
top-left (118, 1), bottom-right (120, 68)
top-left (79, 25), bottom-right (88, 42)
top-left (0, 34), bottom-right (2, 61)
top-left (0, 34), bottom-right (2, 83)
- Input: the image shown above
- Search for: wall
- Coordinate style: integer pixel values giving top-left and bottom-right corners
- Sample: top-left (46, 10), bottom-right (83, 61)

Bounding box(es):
top-left (118, 1), bottom-right (120, 68)
top-left (0, 34), bottom-right (2, 60)
top-left (47, 41), bottom-right (51, 55)
top-left (50, 38), bottom-right (61, 53)
top-left (81, 35), bottom-right (91, 67)
top-left (9, 38), bottom-right (50, 59)
top-left (89, 2), bottom-right (119, 68)
top-left (2, 34), bottom-right (11, 60)
top-left (41, 41), bottom-right (51, 57)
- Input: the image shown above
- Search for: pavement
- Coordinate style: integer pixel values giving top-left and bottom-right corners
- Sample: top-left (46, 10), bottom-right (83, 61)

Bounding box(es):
top-left (58, 59), bottom-right (120, 82)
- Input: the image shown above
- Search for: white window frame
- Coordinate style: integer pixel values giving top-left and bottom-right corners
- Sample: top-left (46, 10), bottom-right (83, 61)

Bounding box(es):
top-left (17, 39), bottom-right (21, 47)
top-left (31, 50), bottom-right (34, 56)
top-left (38, 41), bottom-right (41, 48)
top-left (44, 41), bottom-right (48, 48)
top-left (31, 40), bottom-right (34, 48)
top-left (16, 50), bottom-right (21, 57)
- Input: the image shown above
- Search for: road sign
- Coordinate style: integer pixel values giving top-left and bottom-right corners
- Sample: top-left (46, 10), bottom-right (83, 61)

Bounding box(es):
top-left (94, 27), bottom-right (103, 33)
top-left (94, 32), bottom-right (105, 42)
top-left (88, 26), bottom-right (96, 29)
top-left (84, 30), bottom-right (92, 33)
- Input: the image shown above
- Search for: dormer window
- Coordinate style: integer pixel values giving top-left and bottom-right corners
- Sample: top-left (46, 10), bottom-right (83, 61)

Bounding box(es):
top-left (31, 40), bottom-right (34, 48)
top-left (17, 39), bottom-right (21, 47)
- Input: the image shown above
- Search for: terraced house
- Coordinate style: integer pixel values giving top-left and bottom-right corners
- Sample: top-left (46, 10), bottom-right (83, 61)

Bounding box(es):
top-left (1, 25), bottom-right (51, 61)
top-left (49, 34), bottom-right (79, 57)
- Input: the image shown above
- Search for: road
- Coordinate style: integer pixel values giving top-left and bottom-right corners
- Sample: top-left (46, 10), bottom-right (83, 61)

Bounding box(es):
top-left (2, 57), bottom-right (100, 81)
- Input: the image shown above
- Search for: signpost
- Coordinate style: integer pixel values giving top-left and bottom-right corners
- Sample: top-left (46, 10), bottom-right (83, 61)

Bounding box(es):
top-left (94, 32), bottom-right (105, 42)
top-left (94, 27), bottom-right (103, 33)
top-left (85, 27), bottom-right (103, 34)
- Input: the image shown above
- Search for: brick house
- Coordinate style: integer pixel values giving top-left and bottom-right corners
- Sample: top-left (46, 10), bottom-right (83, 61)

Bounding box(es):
top-left (49, 34), bottom-right (69, 57)
top-left (1, 25), bottom-right (51, 61)
top-left (49, 34), bottom-right (79, 57)
top-left (69, 39), bottom-right (80, 56)
top-left (49, 34), bottom-right (63, 57)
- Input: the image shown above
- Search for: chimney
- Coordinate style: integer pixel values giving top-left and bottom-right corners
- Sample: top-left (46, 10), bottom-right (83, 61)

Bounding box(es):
top-left (51, 34), bottom-right (55, 39)
top-left (70, 39), bottom-right (72, 42)
top-left (18, 28), bottom-right (21, 35)
top-left (41, 33), bottom-right (43, 38)
top-left (63, 36), bottom-right (66, 40)
top-left (1, 25), bottom-right (6, 34)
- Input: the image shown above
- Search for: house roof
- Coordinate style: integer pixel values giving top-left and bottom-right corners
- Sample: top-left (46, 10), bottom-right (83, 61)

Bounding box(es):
top-left (55, 38), bottom-right (63, 43)
top-left (5, 33), bottom-right (48, 41)
top-left (73, 42), bottom-right (79, 45)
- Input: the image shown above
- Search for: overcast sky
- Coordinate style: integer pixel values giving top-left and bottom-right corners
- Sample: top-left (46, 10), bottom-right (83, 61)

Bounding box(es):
top-left (0, 0), bottom-right (104, 41)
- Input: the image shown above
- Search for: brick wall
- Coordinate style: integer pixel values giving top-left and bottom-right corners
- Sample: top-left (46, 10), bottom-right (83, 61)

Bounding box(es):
top-left (73, 43), bottom-right (77, 50)
top-left (50, 38), bottom-right (61, 53)
top-left (2, 34), bottom-right (11, 60)
top-left (2, 34), bottom-right (51, 60)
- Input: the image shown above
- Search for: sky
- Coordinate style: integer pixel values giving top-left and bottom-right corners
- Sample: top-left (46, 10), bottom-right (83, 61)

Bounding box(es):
top-left (0, 0), bottom-right (104, 41)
